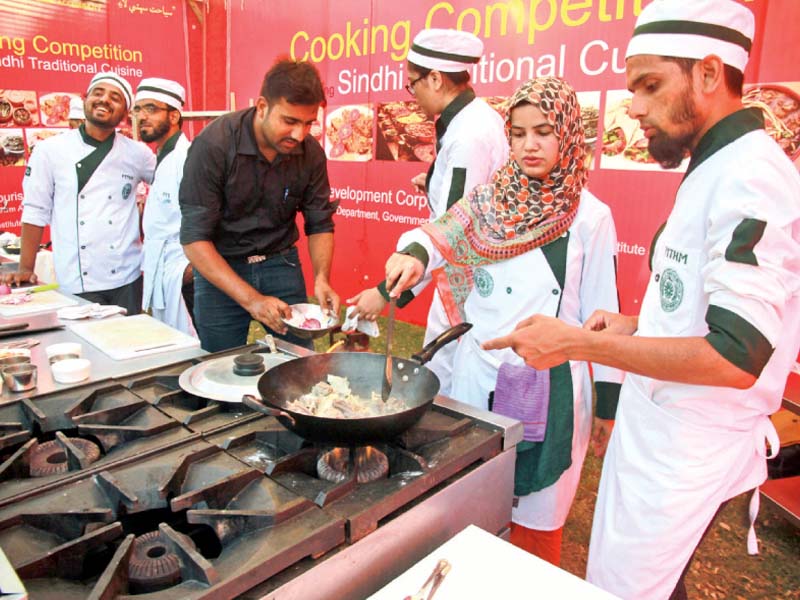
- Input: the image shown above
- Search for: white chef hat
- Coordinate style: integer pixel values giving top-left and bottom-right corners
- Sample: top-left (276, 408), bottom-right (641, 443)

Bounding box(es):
top-left (406, 28), bottom-right (483, 73)
top-left (68, 96), bottom-right (84, 120)
top-left (626, 0), bottom-right (754, 73)
top-left (135, 77), bottom-right (186, 111)
top-left (87, 72), bottom-right (133, 109)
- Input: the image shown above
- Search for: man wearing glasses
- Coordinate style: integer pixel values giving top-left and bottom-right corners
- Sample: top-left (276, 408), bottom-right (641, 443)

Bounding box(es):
top-left (349, 28), bottom-right (507, 395)
top-left (135, 78), bottom-right (196, 337)
top-left (7, 72), bottom-right (155, 317)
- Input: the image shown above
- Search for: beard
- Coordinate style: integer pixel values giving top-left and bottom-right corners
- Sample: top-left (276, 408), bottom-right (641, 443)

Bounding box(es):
top-left (85, 103), bottom-right (123, 130)
top-left (139, 119), bottom-right (170, 143)
top-left (648, 90), bottom-right (698, 170)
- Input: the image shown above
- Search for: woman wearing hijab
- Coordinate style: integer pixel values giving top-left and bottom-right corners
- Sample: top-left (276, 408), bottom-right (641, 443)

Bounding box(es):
top-left (379, 77), bottom-right (623, 565)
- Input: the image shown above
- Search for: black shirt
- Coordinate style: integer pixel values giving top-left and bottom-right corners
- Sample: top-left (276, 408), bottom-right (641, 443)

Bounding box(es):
top-left (179, 107), bottom-right (336, 258)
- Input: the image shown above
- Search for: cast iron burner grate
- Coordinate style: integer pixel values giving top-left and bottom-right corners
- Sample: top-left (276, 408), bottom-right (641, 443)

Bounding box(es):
top-left (0, 439), bottom-right (345, 598)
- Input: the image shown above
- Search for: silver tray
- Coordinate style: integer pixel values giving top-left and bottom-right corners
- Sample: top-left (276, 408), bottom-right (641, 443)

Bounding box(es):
top-left (178, 352), bottom-right (290, 403)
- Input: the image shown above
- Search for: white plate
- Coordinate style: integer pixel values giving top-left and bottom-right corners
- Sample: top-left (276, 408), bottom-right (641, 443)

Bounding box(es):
top-left (178, 352), bottom-right (291, 402)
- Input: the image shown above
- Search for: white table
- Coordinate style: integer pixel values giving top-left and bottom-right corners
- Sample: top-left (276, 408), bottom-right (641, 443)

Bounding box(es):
top-left (368, 525), bottom-right (620, 600)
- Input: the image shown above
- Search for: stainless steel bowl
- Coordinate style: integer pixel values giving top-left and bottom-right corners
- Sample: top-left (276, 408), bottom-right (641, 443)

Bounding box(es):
top-left (2, 363), bottom-right (37, 392)
top-left (0, 355), bottom-right (31, 370)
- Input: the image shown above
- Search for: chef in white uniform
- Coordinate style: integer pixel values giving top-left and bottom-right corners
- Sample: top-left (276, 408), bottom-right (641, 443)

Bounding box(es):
top-left (135, 78), bottom-right (196, 336)
top-left (384, 77), bottom-right (623, 566)
top-left (484, 1), bottom-right (800, 598)
top-left (9, 72), bottom-right (155, 316)
top-left (348, 29), bottom-right (508, 395)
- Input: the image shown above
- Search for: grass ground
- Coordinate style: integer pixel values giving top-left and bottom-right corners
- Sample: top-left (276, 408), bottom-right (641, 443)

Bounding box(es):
top-left (250, 317), bottom-right (800, 598)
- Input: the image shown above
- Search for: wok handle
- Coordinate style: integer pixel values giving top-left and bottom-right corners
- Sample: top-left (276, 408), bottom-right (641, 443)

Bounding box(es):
top-left (242, 394), bottom-right (297, 426)
top-left (411, 323), bottom-right (472, 365)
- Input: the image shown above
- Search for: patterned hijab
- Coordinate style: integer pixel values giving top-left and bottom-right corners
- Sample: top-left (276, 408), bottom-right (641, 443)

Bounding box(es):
top-left (421, 77), bottom-right (587, 324)
top-left (423, 76), bottom-right (586, 266)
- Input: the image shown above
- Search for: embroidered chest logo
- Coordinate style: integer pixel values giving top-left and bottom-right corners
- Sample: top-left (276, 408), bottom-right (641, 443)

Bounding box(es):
top-left (121, 183), bottom-right (132, 200)
top-left (473, 267), bottom-right (494, 298)
top-left (659, 268), bottom-right (684, 312)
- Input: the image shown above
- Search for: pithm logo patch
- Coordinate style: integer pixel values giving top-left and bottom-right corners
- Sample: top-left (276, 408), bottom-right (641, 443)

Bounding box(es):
top-left (121, 183), bottom-right (132, 200)
top-left (659, 268), bottom-right (684, 312)
top-left (473, 267), bottom-right (494, 298)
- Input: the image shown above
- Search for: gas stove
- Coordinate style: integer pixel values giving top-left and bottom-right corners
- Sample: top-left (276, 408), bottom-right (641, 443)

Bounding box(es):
top-left (0, 342), bottom-right (521, 599)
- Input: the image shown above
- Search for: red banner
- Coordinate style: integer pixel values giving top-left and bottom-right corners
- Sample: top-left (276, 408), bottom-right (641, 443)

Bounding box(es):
top-left (1, 0), bottom-right (799, 326)
top-left (229, 0), bottom-right (800, 325)
top-left (0, 0), bottom-right (188, 234)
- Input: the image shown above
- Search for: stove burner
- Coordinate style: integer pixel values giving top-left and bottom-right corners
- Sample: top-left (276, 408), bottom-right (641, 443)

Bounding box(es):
top-left (128, 529), bottom-right (197, 593)
top-left (317, 446), bottom-right (389, 484)
top-left (28, 438), bottom-right (101, 477)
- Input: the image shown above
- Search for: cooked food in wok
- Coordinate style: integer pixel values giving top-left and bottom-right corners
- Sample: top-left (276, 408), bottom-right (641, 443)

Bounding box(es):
top-left (287, 374), bottom-right (407, 418)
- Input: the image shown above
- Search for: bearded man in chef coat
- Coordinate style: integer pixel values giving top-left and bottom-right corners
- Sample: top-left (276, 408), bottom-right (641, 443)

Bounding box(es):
top-left (7, 72), bottom-right (155, 316)
top-left (135, 78), bottom-right (197, 337)
top-left (484, 1), bottom-right (800, 598)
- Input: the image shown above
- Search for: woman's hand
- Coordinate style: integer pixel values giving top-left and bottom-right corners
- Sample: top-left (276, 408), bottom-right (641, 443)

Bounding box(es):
top-left (385, 253), bottom-right (424, 297)
top-left (346, 288), bottom-right (387, 321)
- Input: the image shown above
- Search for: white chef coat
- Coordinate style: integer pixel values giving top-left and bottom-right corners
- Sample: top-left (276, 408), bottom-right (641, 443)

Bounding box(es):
top-left (400, 189), bottom-right (623, 529)
top-left (22, 128), bottom-right (155, 294)
top-left (142, 133), bottom-right (196, 337)
top-left (586, 113), bottom-right (800, 599)
top-left (415, 93), bottom-right (508, 395)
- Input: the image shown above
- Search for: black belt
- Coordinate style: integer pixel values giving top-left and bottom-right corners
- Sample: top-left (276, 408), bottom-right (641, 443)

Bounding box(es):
top-left (230, 246), bottom-right (295, 264)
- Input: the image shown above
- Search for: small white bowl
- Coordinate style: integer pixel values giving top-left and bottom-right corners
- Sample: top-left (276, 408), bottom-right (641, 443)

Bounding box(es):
top-left (51, 358), bottom-right (91, 384)
top-left (45, 342), bottom-right (82, 364)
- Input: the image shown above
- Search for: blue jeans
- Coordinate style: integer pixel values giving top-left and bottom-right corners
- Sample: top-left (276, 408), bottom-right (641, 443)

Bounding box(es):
top-left (194, 247), bottom-right (313, 352)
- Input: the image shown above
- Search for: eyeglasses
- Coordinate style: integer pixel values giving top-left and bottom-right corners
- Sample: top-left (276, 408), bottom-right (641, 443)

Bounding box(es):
top-left (405, 73), bottom-right (429, 96)
top-left (131, 103), bottom-right (171, 116)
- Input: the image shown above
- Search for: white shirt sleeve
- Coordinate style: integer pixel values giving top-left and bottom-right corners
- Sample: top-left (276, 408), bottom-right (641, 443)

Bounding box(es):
top-left (21, 144), bottom-right (56, 227)
top-left (703, 154), bottom-right (800, 349)
top-left (396, 227), bottom-right (445, 296)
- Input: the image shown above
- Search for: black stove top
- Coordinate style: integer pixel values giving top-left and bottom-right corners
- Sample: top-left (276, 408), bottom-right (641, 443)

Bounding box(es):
top-left (0, 345), bottom-right (504, 598)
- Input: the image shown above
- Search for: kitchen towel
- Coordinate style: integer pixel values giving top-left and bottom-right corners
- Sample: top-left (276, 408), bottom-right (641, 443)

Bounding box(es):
top-left (492, 362), bottom-right (550, 442)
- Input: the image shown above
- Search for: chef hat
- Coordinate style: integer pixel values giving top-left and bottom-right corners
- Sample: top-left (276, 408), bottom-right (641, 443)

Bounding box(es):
top-left (68, 96), bottom-right (84, 120)
top-left (626, 0), bottom-right (754, 73)
top-left (87, 72), bottom-right (133, 108)
top-left (406, 28), bottom-right (483, 73)
top-left (135, 77), bottom-right (186, 111)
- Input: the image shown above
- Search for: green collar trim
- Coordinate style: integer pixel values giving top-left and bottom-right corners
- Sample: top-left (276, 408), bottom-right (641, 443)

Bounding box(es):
top-left (156, 131), bottom-right (182, 168)
top-left (435, 88), bottom-right (475, 145)
top-left (78, 123), bottom-right (104, 147)
top-left (684, 108), bottom-right (764, 179)
top-left (75, 129), bottom-right (115, 193)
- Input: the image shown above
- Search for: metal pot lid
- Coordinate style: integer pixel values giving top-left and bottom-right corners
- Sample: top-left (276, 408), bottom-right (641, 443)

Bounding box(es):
top-left (178, 352), bottom-right (290, 402)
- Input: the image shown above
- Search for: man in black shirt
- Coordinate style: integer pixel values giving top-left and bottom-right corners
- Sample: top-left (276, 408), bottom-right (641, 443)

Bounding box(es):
top-left (179, 59), bottom-right (339, 351)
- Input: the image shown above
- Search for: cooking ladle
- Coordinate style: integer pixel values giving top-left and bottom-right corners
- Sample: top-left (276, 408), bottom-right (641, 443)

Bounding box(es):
top-left (381, 297), bottom-right (396, 401)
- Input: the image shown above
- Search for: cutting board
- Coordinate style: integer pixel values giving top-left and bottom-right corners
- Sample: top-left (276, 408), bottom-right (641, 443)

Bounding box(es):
top-left (68, 313), bottom-right (200, 360)
top-left (0, 290), bottom-right (78, 317)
